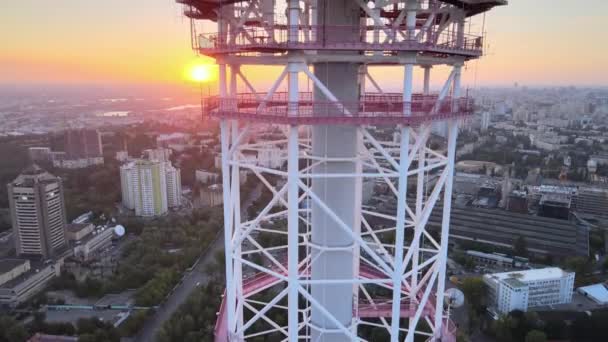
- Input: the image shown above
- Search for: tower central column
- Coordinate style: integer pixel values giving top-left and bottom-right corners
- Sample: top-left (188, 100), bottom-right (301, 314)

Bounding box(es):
top-left (310, 0), bottom-right (362, 340)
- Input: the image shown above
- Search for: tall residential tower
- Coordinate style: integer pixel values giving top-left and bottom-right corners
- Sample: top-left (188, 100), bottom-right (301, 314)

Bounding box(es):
top-left (7, 165), bottom-right (67, 259)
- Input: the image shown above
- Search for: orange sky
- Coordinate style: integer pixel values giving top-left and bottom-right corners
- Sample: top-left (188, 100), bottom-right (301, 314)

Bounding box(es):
top-left (0, 0), bottom-right (607, 87)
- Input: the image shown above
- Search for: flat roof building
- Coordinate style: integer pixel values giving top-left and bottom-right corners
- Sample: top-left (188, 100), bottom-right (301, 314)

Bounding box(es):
top-left (484, 267), bottom-right (575, 314)
top-left (427, 205), bottom-right (588, 257)
top-left (0, 259), bottom-right (61, 308)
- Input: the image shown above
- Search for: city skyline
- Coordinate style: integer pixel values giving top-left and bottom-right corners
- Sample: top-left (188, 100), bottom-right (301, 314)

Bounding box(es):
top-left (1, 0), bottom-right (607, 88)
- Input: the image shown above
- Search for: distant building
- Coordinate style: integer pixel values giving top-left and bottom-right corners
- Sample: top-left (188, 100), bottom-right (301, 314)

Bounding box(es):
top-left (507, 190), bottom-right (529, 214)
top-left (7, 165), bottom-right (67, 259)
top-left (484, 267), bottom-right (574, 314)
top-left (27, 333), bottom-right (78, 342)
top-left (590, 154), bottom-right (608, 166)
top-left (165, 163), bottom-right (182, 208)
top-left (200, 184), bottom-right (223, 207)
top-left (426, 205), bottom-right (588, 257)
top-left (28, 147), bottom-right (52, 163)
top-left (481, 111), bottom-right (491, 132)
top-left (196, 170), bottom-right (219, 184)
top-left (156, 133), bottom-right (189, 149)
top-left (143, 148), bottom-right (172, 163)
top-left (466, 250), bottom-right (529, 269)
top-left (120, 160), bottom-right (168, 217)
top-left (257, 146), bottom-right (284, 169)
top-left (63, 129), bottom-right (103, 159)
top-left (53, 129), bottom-right (104, 169)
top-left (538, 193), bottom-right (571, 220)
top-left (115, 150), bottom-right (129, 162)
top-left (0, 259), bottom-right (61, 308)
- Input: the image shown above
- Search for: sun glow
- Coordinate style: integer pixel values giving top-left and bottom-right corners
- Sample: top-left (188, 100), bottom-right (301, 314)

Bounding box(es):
top-left (188, 63), bottom-right (215, 83)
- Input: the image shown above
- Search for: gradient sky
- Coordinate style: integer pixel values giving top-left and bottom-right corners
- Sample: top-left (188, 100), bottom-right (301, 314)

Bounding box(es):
top-left (1, 0), bottom-right (607, 87)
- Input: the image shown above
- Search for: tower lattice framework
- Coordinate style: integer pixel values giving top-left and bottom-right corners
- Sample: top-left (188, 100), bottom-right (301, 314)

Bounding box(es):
top-left (178, 0), bottom-right (506, 341)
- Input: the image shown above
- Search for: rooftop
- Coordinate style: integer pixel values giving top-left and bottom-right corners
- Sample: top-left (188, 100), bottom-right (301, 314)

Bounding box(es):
top-left (503, 277), bottom-right (527, 289)
top-left (66, 223), bottom-right (92, 233)
top-left (491, 267), bottom-right (570, 283)
top-left (0, 259), bottom-right (28, 274)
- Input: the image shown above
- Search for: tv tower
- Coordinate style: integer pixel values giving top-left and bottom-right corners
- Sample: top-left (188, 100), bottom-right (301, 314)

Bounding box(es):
top-left (178, 0), bottom-right (506, 341)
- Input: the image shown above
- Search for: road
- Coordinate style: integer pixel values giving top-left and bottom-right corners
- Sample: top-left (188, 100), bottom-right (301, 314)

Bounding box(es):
top-left (136, 183), bottom-right (262, 342)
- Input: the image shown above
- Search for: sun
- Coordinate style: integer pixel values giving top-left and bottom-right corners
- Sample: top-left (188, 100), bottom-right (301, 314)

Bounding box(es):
top-left (189, 64), bottom-right (215, 83)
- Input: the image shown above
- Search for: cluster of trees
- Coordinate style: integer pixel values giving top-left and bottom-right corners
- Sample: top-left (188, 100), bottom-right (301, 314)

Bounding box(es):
top-left (156, 259), bottom-right (225, 342)
top-left (490, 309), bottom-right (608, 342)
top-left (58, 161), bottom-right (122, 221)
top-left (51, 208), bottom-right (222, 305)
top-left (0, 314), bottom-right (123, 342)
top-left (51, 273), bottom-right (105, 298)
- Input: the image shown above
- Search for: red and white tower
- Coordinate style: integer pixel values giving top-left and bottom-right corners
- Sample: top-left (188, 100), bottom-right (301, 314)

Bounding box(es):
top-left (178, 0), bottom-right (506, 341)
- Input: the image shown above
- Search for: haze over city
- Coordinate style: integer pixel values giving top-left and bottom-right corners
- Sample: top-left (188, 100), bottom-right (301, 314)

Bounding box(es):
top-left (1, 0), bottom-right (607, 89)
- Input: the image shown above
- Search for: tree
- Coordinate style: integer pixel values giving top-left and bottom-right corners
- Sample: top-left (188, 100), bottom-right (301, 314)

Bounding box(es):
top-left (513, 236), bottom-right (528, 257)
top-left (492, 315), bottom-right (515, 342)
top-left (461, 277), bottom-right (486, 312)
top-left (530, 328), bottom-right (547, 341)
top-left (564, 256), bottom-right (591, 275)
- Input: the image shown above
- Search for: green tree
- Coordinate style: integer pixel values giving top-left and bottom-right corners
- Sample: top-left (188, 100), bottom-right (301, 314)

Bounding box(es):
top-left (564, 256), bottom-right (591, 275)
top-left (525, 330), bottom-right (547, 342)
top-left (492, 315), bottom-right (515, 342)
top-left (461, 277), bottom-right (486, 312)
top-left (513, 236), bottom-right (528, 257)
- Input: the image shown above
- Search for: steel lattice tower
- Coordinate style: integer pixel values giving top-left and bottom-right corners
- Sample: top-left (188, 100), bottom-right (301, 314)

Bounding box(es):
top-left (177, 0), bottom-right (506, 341)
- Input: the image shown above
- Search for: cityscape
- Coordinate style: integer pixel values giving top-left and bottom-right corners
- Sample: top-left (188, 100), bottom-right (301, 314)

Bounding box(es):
top-left (1, 0), bottom-right (608, 342)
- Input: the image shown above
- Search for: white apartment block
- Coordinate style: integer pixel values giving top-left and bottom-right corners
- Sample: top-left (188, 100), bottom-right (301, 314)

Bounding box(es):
top-left (165, 164), bottom-right (182, 208)
top-left (120, 160), bottom-right (168, 217)
top-left (120, 159), bottom-right (182, 216)
top-left (484, 267), bottom-right (575, 314)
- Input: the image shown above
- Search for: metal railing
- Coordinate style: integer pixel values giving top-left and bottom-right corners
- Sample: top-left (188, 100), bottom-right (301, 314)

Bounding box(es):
top-left (205, 92), bottom-right (473, 122)
top-left (197, 24), bottom-right (483, 55)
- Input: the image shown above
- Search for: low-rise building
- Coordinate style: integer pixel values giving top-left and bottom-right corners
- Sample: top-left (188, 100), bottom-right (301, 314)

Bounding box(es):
top-left (466, 250), bottom-right (529, 269)
top-left (484, 267), bottom-right (574, 314)
top-left (200, 184), bottom-right (223, 207)
top-left (0, 259), bottom-right (61, 308)
top-left (52, 157), bottom-right (104, 169)
top-left (66, 224), bottom-right (114, 262)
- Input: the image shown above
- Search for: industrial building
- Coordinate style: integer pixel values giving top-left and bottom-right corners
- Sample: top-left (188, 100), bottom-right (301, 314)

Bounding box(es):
top-left (484, 268), bottom-right (575, 314)
top-left (428, 205), bottom-right (589, 257)
top-left (7, 165), bottom-right (68, 259)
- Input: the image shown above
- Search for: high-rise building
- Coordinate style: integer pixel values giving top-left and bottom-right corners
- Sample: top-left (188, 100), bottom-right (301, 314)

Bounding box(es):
top-left (120, 159), bottom-right (181, 216)
top-left (481, 111), bottom-right (491, 132)
top-left (7, 165), bottom-right (67, 259)
top-left (63, 129), bottom-right (103, 159)
top-left (120, 160), bottom-right (168, 217)
top-left (53, 129), bottom-right (104, 169)
top-left (165, 163), bottom-right (182, 208)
